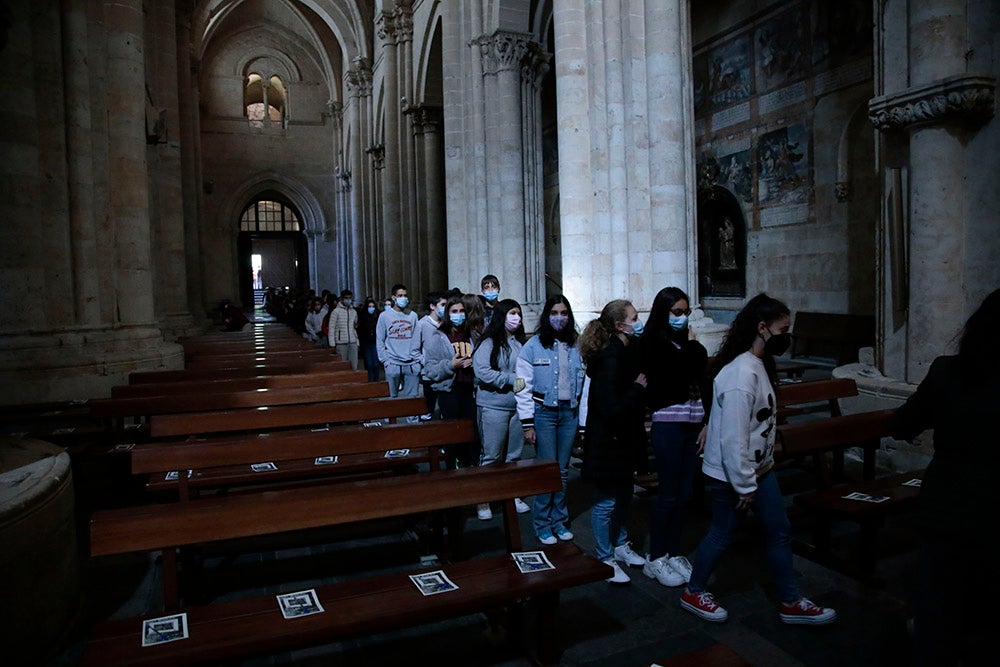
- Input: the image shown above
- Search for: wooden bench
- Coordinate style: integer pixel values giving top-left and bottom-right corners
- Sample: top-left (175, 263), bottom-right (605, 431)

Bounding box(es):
top-left (776, 376), bottom-right (857, 421)
top-left (789, 311), bottom-right (875, 366)
top-left (149, 396), bottom-right (427, 438)
top-left (84, 460), bottom-right (610, 666)
top-left (183, 348), bottom-right (336, 369)
top-left (793, 469), bottom-right (924, 581)
top-left (128, 359), bottom-right (351, 384)
top-left (110, 369), bottom-right (367, 398)
top-left (775, 408), bottom-right (893, 488)
top-left (90, 382), bottom-right (389, 420)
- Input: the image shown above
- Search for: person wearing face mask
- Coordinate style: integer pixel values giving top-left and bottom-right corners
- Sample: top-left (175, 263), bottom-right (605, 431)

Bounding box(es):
top-left (329, 289), bottom-right (359, 369)
top-left (472, 298), bottom-right (528, 520)
top-left (477, 274), bottom-right (501, 328)
top-left (415, 291), bottom-right (448, 421)
top-left (516, 295), bottom-right (586, 545)
top-left (577, 299), bottom-right (649, 584)
top-left (357, 297), bottom-right (382, 382)
top-left (637, 287), bottom-right (709, 588)
top-left (376, 284), bottom-right (423, 413)
top-left (681, 293), bottom-right (836, 627)
top-left (421, 294), bottom-right (478, 468)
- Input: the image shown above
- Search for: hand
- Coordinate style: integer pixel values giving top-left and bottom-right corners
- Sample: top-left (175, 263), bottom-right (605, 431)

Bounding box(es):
top-left (688, 325), bottom-right (697, 341)
top-left (736, 492), bottom-right (754, 511)
top-left (634, 372), bottom-right (647, 388)
top-left (523, 426), bottom-right (536, 445)
top-left (696, 425), bottom-right (707, 454)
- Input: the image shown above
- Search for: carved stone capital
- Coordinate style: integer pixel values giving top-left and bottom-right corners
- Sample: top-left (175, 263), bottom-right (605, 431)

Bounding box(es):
top-left (522, 42), bottom-right (552, 89)
top-left (475, 30), bottom-right (533, 75)
top-left (366, 143), bottom-right (385, 170)
top-left (406, 105), bottom-right (442, 135)
top-left (868, 75), bottom-right (996, 131)
top-left (346, 58), bottom-right (372, 98)
top-left (394, 6), bottom-right (413, 43)
top-left (835, 182), bottom-right (849, 202)
top-left (377, 10), bottom-right (397, 45)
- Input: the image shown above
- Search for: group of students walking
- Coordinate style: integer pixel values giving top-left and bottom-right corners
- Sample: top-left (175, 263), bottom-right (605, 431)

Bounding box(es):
top-left (365, 273), bottom-right (838, 627)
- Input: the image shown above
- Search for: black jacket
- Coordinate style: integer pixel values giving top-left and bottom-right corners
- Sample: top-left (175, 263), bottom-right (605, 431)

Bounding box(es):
top-left (582, 335), bottom-right (647, 484)
top-left (640, 329), bottom-right (709, 413)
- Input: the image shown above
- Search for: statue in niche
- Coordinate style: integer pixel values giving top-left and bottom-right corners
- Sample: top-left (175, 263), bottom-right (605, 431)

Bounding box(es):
top-left (718, 217), bottom-right (737, 270)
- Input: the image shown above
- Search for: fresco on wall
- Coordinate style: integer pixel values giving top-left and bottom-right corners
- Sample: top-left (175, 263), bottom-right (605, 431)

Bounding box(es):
top-left (756, 124), bottom-right (809, 207)
top-left (754, 8), bottom-right (808, 93)
top-left (692, 53), bottom-right (709, 113)
top-left (717, 148), bottom-right (754, 206)
top-left (702, 36), bottom-right (752, 111)
top-left (811, 0), bottom-right (872, 69)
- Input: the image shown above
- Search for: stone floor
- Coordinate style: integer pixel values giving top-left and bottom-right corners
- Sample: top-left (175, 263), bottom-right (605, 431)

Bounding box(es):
top-left (51, 444), bottom-right (921, 667)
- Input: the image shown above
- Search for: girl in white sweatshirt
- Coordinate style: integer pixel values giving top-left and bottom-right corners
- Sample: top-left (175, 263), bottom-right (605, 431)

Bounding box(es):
top-left (680, 294), bottom-right (837, 627)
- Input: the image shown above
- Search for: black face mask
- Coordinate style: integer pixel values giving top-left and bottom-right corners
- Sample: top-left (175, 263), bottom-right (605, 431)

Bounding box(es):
top-left (763, 331), bottom-right (791, 357)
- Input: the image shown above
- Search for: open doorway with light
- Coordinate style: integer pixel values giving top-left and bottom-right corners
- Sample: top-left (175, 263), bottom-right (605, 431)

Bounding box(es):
top-left (237, 194), bottom-right (308, 311)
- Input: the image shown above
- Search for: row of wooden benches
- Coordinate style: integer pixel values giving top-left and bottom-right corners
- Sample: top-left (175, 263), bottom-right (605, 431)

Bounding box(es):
top-left (80, 325), bottom-right (610, 666)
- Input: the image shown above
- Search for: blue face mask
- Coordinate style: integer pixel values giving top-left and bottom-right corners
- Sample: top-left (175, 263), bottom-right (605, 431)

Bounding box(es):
top-left (626, 319), bottom-right (644, 337)
top-left (436, 306), bottom-right (445, 319)
top-left (449, 312), bottom-right (466, 326)
top-left (383, 304), bottom-right (392, 312)
top-left (367, 306), bottom-right (376, 314)
top-left (669, 314), bottom-right (688, 330)
top-left (482, 290), bottom-right (499, 302)
top-left (395, 296), bottom-right (409, 309)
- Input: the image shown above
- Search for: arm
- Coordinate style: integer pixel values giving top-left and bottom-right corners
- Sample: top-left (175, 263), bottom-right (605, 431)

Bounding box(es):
top-left (375, 313), bottom-right (388, 363)
top-left (715, 387), bottom-right (759, 496)
top-left (890, 357), bottom-right (941, 441)
top-left (472, 340), bottom-right (513, 389)
top-left (515, 347), bottom-right (536, 427)
top-left (421, 335), bottom-right (457, 383)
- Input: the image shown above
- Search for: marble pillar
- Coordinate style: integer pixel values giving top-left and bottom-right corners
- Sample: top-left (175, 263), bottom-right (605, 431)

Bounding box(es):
top-left (376, 10), bottom-right (402, 292)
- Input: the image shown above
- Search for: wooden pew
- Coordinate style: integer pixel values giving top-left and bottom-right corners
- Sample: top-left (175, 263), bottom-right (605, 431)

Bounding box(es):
top-left (110, 369), bottom-right (367, 398)
top-left (183, 349), bottom-right (336, 369)
top-left (793, 469), bottom-right (924, 581)
top-left (128, 360), bottom-right (351, 384)
top-left (775, 408), bottom-right (893, 487)
top-left (136, 420), bottom-right (471, 501)
top-left (776, 376), bottom-right (858, 421)
top-left (149, 396), bottom-right (427, 438)
top-left (84, 460), bottom-right (610, 666)
top-left (90, 382), bottom-right (389, 420)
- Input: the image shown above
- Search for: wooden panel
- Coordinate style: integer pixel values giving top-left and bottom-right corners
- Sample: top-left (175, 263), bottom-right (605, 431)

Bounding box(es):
top-left (110, 370), bottom-right (367, 398)
top-left (129, 360), bottom-right (351, 384)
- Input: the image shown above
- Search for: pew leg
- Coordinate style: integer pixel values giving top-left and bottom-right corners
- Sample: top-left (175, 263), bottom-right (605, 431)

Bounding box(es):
top-left (533, 591), bottom-right (562, 666)
top-left (856, 518), bottom-right (884, 583)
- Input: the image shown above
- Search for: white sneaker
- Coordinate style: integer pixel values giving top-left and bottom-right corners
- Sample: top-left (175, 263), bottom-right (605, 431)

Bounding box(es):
top-left (643, 555), bottom-right (685, 587)
top-left (603, 559), bottom-right (631, 585)
top-left (476, 503), bottom-right (493, 521)
top-left (613, 542), bottom-right (646, 567)
top-left (666, 555), bottom-right (693, 583)
top-left (514, 497), bottom-right (531, 514)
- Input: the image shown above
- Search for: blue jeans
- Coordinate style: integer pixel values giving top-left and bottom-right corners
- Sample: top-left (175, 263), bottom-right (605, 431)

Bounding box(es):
top-left (648, 421), bottom-right (701, 560)
top-left (477, 406), bottom-right (524, 467)
top-left (361, 344), bottom-right (380, 382)
top-left (591, 481), bottom-right (633, 561)
top-left (688, 472), bottom-right (799, 603)
top-left (531, 401), bottom-right (577, 536)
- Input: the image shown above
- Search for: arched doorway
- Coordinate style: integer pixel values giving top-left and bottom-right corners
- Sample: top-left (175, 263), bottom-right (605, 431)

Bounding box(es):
top-left (697, 186), bottom-right (747, 298)
top-left (237, 193), bottom-right (309, 309)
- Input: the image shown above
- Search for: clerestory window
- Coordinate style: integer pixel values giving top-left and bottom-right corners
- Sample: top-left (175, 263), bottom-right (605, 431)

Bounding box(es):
top-left (244, 73), bottom-right (286, 128)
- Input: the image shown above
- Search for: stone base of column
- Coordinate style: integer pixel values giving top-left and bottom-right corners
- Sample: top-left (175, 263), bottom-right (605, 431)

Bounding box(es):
top-left (0, 326), bottom-right (183, 404)
top-left (159, 312), bottom-right (208, 342)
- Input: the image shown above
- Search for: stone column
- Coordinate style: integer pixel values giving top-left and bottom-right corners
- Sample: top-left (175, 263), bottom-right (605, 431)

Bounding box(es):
top-left (411, 106), bottom-right (446, 293)
top-left (553, 0), bottom-right (695, 317)
top-left (395, 7), bottom-right (418, 288)
top-left (148, 0), bottom-right (194, 338)
top-left (347, 58), bottom-right (375, 297)
top-left (60, 0), bottom-right (100, 326)
top-left (104, 0), bottom-right (155, 326)
top-left (376, 10), bottom-right (402, 291)
top-left (868, 0), bottom-right (997, 382)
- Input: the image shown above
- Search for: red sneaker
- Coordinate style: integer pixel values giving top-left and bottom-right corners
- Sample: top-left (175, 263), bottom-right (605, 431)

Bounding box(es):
top-left (680, 589), bottom-right (728, 622)
top-left (779, 597), bottom-right (837, 625)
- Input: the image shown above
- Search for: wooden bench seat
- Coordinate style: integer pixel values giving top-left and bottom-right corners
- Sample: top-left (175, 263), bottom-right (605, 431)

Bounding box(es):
top-left (110, 369), bottom-right (367, 398)
top-left (82, 541), bottom-right (607, 667)
top-left (135, 420), bottom-right (473, 499)
top-left (793, 469), bottom-right (924, 580)
top-left (128, 359), bottom-right (351, 384)
top-left (183, 349), bottom-right (336, 369)
top-left (775, 408), bottom-right (893, 487)
top-left (91, 382), bottom-right (388, 419)
top-left (776, 377), bottom-right (857, 420)
top-left (85, 460), bottom-right (610, 665)
top-left (149, 396), bottom-right (426, 438)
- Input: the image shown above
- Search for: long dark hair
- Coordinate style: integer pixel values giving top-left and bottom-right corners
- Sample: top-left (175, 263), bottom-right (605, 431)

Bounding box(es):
top-left (713, 293), bottom-right (790, 387)
top-left (475, 298), bottom-right (525, 370)
top-left (534, 295), bottom-right (579, 348)
top-left (958, 288), bottom-right (1000, 383)
top-left (644, 286), bottom-right (689, 346)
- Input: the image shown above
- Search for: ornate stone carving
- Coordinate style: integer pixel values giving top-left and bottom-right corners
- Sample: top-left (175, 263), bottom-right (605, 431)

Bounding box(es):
top-left (335, 165), bottom-right (351, 192)
top-left (476, 31), bottom-right (532, 75)
top-left (868, 75), bottom-right (996, 131)
top-left (406, 105), bottom-right (442, 135)
top-left (394, 6), bottom-right (413, 43)
top-left (366, 143), bottom-right (385, 170)
top-left (346, 58), bottom-right (372, 98)
top-left (522, 42), bottom-right (552, 89)
top-left (325, 101), bottom-right (343, 130)
top-left (376, 10), bottom-right (397, 45)
top-left (835, 182), bottom-right (849, 202)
